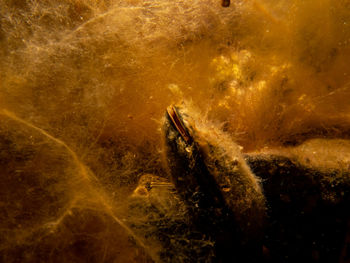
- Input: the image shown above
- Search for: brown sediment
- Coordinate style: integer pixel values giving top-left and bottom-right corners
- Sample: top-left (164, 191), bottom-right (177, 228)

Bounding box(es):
top-left (0, 0), bottom-right (350, 262)
top-left (0, 109), bottom-right (157, 262)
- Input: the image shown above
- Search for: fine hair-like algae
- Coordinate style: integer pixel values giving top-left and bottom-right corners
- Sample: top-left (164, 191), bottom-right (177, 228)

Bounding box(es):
top-left (0, 0), bottom-right (350, 262)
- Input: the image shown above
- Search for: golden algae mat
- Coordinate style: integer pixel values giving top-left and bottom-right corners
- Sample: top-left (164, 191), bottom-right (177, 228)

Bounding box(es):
top-left (0, 0), bottom-right (350, 262)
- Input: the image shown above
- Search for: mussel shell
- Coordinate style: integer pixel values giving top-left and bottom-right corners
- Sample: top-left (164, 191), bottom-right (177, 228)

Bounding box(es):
top-left (163, 105), bottom-right (265, 261)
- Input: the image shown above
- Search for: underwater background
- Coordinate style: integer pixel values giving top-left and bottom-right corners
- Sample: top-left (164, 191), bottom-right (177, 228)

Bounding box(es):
top-left (0, 0), bottom-right (350, 262)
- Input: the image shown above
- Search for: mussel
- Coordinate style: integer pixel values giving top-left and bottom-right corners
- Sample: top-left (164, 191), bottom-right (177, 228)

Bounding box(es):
top-left (162, 105), bottom-right (350, 262)
top-left (129, 105), bottom-right (350, 262)
top-left (163, 105), bottom-right (266, 262)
